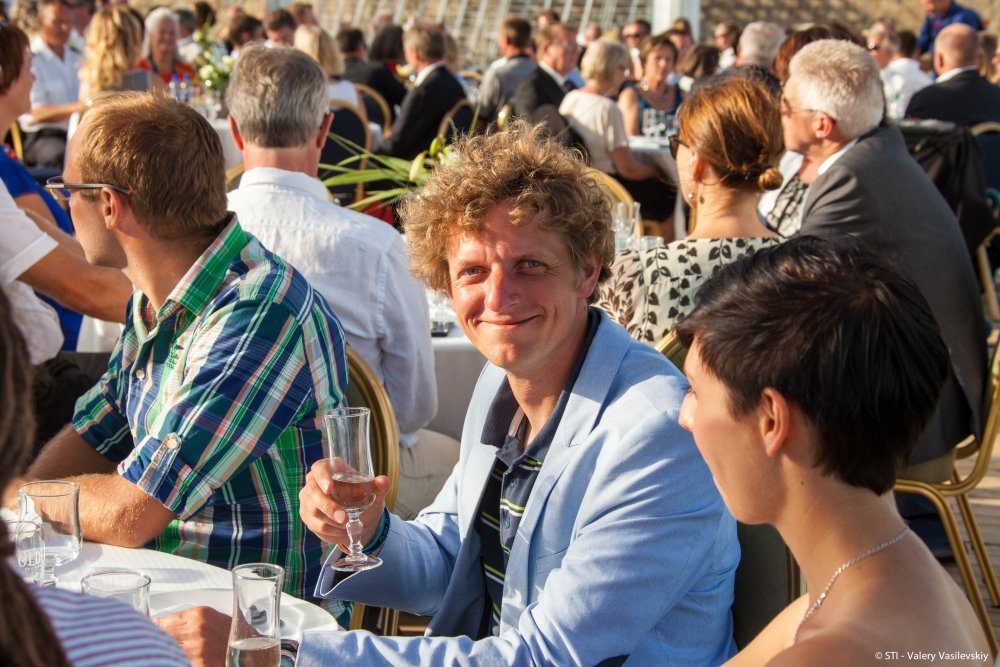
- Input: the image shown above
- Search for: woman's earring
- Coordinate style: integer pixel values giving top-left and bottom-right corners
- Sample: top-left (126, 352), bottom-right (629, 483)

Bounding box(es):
top-left (686, 192), bottom-right (695, 200)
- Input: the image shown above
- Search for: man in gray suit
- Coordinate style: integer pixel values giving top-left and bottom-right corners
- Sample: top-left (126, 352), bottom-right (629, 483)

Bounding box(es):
top-left (783, 39), bottom-right (986, 483)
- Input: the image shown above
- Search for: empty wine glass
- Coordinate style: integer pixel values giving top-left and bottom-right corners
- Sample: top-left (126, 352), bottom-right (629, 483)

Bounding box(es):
top-left (324, 407), bottom-right (381, 572)
top-left (19, 481), bottom-right (82, 586)
top-left (81, 569), bottom-right (151, 616)
top-left (11, 520), bottom-right (46, 585)
top-left (227, 563), bottom-right (283, 667)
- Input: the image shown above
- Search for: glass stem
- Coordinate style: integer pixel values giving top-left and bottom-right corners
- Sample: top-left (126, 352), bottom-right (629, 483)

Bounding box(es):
top-left (345, 513), bottom-right (365, 561)
top-left (38, 555), bottom-right (56, 588)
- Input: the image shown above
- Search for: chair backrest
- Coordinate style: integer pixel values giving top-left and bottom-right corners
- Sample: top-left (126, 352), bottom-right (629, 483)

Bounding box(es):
top-left (344, 347), bottom-right (400, 512)
top-left (653, 330), bottom-right (687, 370)
top-left (225, 164), bottom-right (244, 192)
top-left (437, 98), bottom-right (475, 144)
top-left (732, 522), bottom-right (803, 649)
top-left (652, 329), bottom-right (802, 648)
top-left (458, 70), bottom-right (483, 83)
top-left (585, 167), bottom-right (635, 209)
top-left (321, 101), bottom-right (371, 205)
top-left (8, 123), bottom-right (24, 161)
top-left (972, 121), bottom-right (1000, 192)
top-left (354, 83), bottom-right (391, 137)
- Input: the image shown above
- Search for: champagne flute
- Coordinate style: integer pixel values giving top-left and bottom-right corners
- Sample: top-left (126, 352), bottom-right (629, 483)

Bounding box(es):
top-left (324, 407), bottom-right (382, 572)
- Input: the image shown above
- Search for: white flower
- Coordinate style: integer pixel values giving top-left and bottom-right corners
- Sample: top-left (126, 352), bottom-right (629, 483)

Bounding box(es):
top-left (199, 64), bottom-right (214, 80)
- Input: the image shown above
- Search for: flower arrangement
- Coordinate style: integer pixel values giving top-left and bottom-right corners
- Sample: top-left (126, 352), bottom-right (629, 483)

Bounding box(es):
top-left (193, 28), bottom-right (233, 92)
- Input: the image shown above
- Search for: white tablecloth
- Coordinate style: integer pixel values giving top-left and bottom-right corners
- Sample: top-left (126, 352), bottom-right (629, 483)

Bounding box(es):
top-left (628, 136), bottom-right (687, 239)
top-left (428, 326), bottom-right (486, 441)
top-left (4, 506), bottom-right (339, 639)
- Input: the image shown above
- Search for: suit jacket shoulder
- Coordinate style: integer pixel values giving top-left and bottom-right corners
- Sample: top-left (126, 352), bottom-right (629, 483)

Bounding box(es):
top-left (512, 67), bottom-right (563, 118)
top-left (906, 71), bottom-right (1000, 126)
top-left (384, 66), bottom-right (465, 160)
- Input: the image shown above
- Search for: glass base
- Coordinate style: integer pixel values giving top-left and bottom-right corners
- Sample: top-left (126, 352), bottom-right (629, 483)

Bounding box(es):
top-left (330, 555), bottom-right (382, 573)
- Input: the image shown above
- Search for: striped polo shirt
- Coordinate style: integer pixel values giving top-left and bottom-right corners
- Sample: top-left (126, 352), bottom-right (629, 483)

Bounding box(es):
top-left (474, 311), bottom-right (598, 636)
top-left (73, 218), bottom-right (348, 611)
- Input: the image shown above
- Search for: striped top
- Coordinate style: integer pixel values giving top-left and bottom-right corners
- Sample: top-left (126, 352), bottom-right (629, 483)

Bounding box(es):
top-left (474, 311), bottom-right (598, 636)
top-left (73, 218), bottom-right (348, 604)
top-left (33, 585), bottom-right (188, 666)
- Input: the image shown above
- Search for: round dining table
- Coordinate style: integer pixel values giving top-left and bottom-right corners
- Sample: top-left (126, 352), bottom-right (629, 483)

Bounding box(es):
top-left (3, 510), bottom-right (339, 640)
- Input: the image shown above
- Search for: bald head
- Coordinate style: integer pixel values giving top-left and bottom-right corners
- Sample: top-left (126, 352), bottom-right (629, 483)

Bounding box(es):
top-left (934, 23), bottom-right (980, 74)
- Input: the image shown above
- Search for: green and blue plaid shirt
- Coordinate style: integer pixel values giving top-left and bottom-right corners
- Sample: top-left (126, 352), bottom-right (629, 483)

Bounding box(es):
top-left (73, 218), bottom-right (348, 605)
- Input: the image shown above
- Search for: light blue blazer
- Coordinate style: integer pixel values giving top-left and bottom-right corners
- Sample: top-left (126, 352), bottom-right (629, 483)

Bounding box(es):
top-left (300, 312), bottom-right (739, 665)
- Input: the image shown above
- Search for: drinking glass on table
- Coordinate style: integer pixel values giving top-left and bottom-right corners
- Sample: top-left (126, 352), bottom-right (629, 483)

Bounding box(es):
top-left (18, 481), bottom-right (82, 585)
top-left (228, 563), bottom-right (284, 667)
top-left (642, 108), bottom-right (659, 139)
top-left (324, 407), bottom-right (382, 572)
top-left (11, 520), bottom-right (46, 585)
top-left (81, 569), bottom-right (151, 616)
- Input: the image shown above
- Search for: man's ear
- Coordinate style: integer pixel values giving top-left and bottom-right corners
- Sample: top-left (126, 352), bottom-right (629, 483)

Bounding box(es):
top-left (576, 251), bottom-right (602, 300)
top-left (229, 115), bottom-right (245, 151)
top-left (99, 186), bottom-right (132, 232)
top-left (316, 111), bottom-right (334, 149)
top-left (758, 387), bottom-right (792, 458)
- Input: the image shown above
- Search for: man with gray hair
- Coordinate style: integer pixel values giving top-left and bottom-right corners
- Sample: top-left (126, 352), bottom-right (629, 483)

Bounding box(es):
top-left (384, 24), bottom-right (465, 159)
top-left (735, 21), bottom-right (783, 70)
top-left (907, 23), bottom-right (1000, 126)
top-left (225, 46), bottom-right (451, 521)
top-left (787, 39), bottom-right (985, 502)
top-left (867, 26), bottom-right (931, 120)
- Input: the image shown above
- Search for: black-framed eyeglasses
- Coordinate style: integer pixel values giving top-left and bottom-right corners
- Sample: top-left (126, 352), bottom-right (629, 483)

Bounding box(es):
top-left (669, 135), bottom-right (689, 159)
top-left (45, 177), bottom-right (131, 202)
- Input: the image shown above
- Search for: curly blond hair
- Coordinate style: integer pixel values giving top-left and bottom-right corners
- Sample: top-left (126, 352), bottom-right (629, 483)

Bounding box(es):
top-left (401, 121), bottom-right (614, 301)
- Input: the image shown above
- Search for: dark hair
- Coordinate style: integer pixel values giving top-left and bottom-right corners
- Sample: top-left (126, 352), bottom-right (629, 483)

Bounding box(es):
top-left (37, 0), bottom-right (73, 9)
top-left (898, 30), bottom-right (918, 57)
top-left (175, 7), bottom-right (195, 33)
top-left (679, 43), bottom-right (720, 80)
top-left (629, 19), bottom-right (652, 35)
top-left (676, 236), bottom-right (949, 495)
top-left (773, 25), bottom-right (837, 82)
top-left (231, 15), bottom-right (262, 47)
top-left (718, 62), bottom-right (782, 99)
top-left (0, 22), bottom-right (29, 96)
top-left (337, 26), bottom-right (365, 54)
top-left (716, 21), bottom-right (741, 42)
top-left (193, 1), bottom-right (215, 30)
top-left (0, 290), bottom-right (70, 667)
top-left (369, 23), bottom-right (404, 62)
top-left (500, 15), bottom-right (532, 51)
top-left (265, 7), bottom-right (296, 31)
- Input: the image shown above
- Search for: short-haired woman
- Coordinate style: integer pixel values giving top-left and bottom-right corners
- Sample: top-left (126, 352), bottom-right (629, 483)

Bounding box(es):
top-left (676, 236), bottom-right (990, 665)
top-left (618, 34), bottom-right (683, 135)
top-left (559, 39), bottom-right (672, 223)
top-left (595, 75), bottom-right (782, 344)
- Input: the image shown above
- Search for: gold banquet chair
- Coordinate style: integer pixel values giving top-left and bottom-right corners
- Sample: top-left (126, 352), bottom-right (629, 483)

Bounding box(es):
top-left (343, 347), bottom-right (400, 636)
top-left (895, 341), bottom-right (1000, 654)
top-left (653, 330), bottom-right (801, 648)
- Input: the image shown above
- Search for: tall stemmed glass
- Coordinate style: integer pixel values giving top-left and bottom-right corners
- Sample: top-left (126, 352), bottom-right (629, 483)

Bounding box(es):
top-left (18, 481), bottom-right (82, 586)
top-left (324, 407), bottom-right (382, 572)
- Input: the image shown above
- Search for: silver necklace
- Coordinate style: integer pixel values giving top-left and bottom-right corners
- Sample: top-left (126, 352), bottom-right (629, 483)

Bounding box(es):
top-left (639, 78), bottom-right (674, 107)
top-left (795, 526), bottom-right (910, 640)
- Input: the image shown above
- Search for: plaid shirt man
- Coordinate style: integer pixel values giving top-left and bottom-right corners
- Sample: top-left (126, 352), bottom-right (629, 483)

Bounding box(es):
top-left (73, 218), bottom-right (347, 605)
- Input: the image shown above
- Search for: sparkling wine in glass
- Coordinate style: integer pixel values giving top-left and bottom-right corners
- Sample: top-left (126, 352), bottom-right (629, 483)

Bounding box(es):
top-left (324, 407), bottom-right (382, 572)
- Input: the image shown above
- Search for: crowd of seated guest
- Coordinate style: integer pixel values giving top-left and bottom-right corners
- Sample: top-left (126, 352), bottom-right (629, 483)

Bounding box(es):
top-left (1, 2), bottom-right (999, 664)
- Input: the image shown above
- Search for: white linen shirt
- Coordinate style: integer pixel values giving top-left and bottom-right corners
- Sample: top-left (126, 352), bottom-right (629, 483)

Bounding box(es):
top-left (228, 167), bottom-right (436, 448)
top-left (882, 58), bottom-right (933, 121)
top-left (19, 35), bottom-right (82, 133)
top-left (0, 182), bottom-right (62, 363)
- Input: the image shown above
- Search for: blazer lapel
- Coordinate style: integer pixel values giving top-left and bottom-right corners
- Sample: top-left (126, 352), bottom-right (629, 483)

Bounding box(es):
top-left (504, 313), bottom-right (631, 578)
